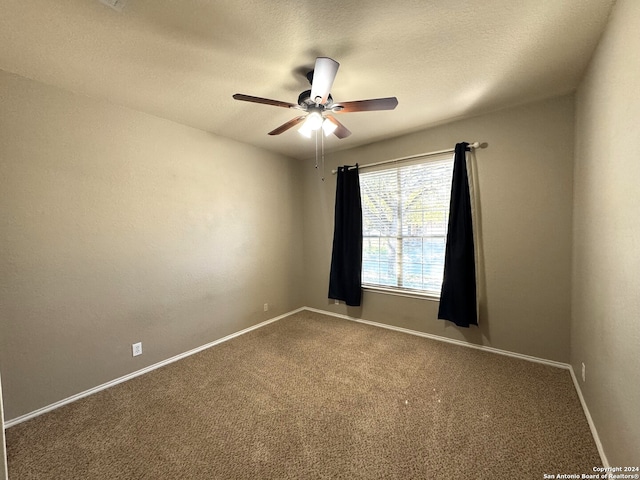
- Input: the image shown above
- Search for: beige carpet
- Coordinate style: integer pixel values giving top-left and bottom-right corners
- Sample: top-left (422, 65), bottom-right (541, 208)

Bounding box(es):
top-left (6, 310), bottom-right (601, 479)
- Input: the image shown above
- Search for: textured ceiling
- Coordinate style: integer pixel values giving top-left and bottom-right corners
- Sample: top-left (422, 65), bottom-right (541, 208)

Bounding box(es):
top-left (0, 0), bottom-right (614, 159)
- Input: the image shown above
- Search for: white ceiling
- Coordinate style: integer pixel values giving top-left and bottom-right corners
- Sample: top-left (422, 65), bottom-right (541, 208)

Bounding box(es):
top-left (0, 0), bottom-right (615, 160)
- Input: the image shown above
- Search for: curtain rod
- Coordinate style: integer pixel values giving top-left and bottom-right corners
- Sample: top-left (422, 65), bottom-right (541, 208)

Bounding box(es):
top-left (331, 141), bottom-right (484, 174)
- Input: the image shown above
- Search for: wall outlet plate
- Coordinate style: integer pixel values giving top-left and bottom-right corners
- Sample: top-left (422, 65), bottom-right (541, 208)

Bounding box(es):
top-left (263, 303), bottom-right (269, 312)
top-left (132, 342), bottom-right (142, 357)
top-left (98, 0), bottom-right (126, 12)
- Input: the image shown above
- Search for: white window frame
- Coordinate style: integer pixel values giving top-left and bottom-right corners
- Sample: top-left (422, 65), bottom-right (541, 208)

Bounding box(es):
top-left (359, 153), bottom-right (454, 299)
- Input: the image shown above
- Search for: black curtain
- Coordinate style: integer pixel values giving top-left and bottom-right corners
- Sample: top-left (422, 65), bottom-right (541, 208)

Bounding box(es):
top-left (438, 143), bottom-right (478, 327)
top-left (328, 165), bottom-right (363, 306)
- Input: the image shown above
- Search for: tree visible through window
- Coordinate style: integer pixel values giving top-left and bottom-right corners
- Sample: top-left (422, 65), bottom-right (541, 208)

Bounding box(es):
top-left (360, 155), bottom-right (454, 296)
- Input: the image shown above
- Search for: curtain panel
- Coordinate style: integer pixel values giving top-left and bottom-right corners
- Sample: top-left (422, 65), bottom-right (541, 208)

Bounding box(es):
top-left (438, 143), bottom-right (478, 327)
top-left (328, 165), bottom-right (363, 306)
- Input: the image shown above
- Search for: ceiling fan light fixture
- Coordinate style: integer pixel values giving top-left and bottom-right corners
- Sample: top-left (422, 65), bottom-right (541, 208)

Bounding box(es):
top-left (298, 111), bottom-right (323, 137)
top-left (306, 111), bottom-right (323, 130)
top-left (298, 121), bottom-right (313, 138)
top-left (322, 117), bottom-right (338, 136)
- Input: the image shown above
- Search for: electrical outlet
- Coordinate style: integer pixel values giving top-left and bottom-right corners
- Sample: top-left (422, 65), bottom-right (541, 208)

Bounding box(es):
top-left (263, 303), bottom-right (269, 312)
top-left (334, 299), bottom-right (339, 305)
top-left (132, 342), bottom-right (142, 357)
top-left (581, 362), bottom-right (586, 382)
top-left (98, 0), bottom-right (126, 12)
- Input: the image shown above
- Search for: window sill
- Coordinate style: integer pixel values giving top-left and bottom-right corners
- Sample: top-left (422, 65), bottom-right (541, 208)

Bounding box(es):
top-left (362, 285), bottom-right (440, 302)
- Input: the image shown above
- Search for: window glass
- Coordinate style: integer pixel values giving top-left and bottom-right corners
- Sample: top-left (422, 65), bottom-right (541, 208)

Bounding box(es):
top-left (360, 155), bottom-right (453, 296)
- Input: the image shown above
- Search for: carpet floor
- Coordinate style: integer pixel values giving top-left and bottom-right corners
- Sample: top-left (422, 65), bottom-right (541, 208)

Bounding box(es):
top-left (6, 310), bottom-right (601, 479)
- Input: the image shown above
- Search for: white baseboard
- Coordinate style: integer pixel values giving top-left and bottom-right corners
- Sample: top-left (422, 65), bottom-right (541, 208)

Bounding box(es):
top-left (304, 306), bottom-right (609, 467)
top-left (568, 366), bottom-right (609, 468)
top-left (0, 373), bottom-right (8, 480)
top-left (5, 307), bottom-right (305, 428)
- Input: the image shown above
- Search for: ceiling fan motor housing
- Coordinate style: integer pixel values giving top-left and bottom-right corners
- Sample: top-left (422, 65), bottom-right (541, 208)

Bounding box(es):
top-left (298, 89), bottom-right (333, 108)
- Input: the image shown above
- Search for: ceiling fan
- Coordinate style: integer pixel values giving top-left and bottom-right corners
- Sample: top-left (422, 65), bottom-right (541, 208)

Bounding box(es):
top-left (232, 57), bottom-right (398, 139)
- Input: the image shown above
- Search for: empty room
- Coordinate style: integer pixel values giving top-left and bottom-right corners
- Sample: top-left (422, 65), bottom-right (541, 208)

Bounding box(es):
top-left (1, 0), bottom-right (638, 478)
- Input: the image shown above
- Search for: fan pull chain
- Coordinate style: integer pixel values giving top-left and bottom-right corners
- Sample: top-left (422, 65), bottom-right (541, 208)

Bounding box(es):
top-left (314, 129), bottom-right (319, 170)
top-left (321, 129), bottom-right (325, 181)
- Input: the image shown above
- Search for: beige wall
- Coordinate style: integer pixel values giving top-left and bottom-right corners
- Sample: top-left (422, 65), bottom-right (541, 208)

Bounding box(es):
top-left (0, 70), bottom-right (305, 420)
top-left (303, 95), bottom-right (575, 362)
top-left (572, 0), bottom-right (640, 465)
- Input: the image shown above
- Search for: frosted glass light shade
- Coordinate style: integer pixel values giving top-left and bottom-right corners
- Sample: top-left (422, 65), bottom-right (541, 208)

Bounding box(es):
top-left (322, 118), bottom-right (338, 136)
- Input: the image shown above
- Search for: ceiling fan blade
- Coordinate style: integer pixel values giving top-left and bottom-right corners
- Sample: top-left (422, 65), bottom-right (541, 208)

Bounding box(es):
top-left (325, 115), bottom-right (352, 139)
top-left (268, 116), bottom-right (307, 136)
top-left (333, 97), bottom-right (398, 113)
top-left (233, 93), bottom-right (298, 109)
top-left (310, 57), bottom-right (339, 105)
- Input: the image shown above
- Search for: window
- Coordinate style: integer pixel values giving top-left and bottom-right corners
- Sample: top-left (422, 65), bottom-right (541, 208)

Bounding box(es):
top-left (360, 154), bottom-right (453, 297)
